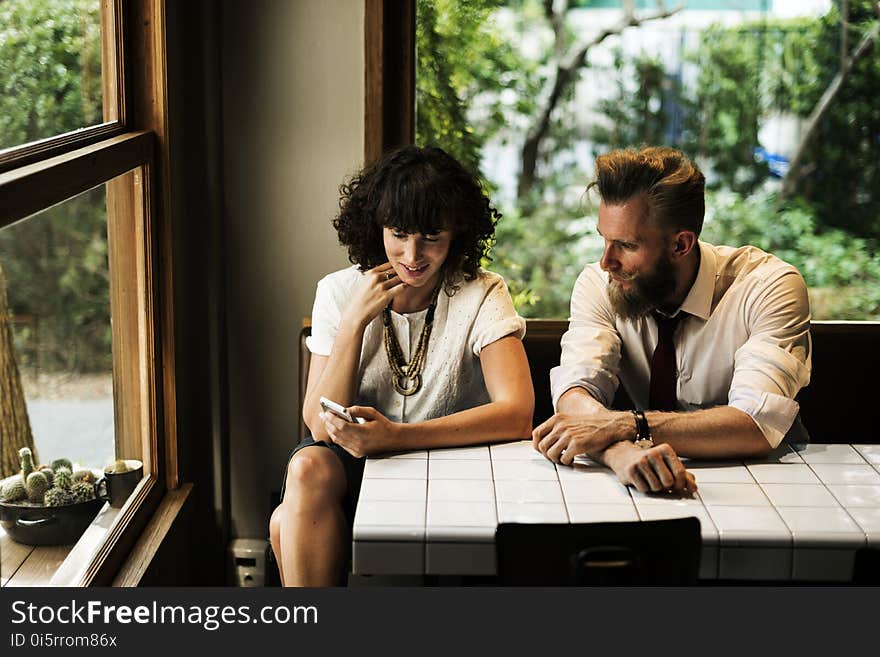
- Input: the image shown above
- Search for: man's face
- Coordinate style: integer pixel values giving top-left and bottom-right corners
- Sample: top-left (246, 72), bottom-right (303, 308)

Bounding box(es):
top-left (597, 197), bottom-right (677, 319)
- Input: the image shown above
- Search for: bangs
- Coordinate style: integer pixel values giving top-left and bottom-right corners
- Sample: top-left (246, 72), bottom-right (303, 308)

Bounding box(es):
top-left (374, 164), bottom-right (465, 235)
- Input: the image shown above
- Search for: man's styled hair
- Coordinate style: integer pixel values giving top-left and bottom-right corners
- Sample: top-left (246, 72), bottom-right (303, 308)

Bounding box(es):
top-left (589, 146), bottom-right (706, 234)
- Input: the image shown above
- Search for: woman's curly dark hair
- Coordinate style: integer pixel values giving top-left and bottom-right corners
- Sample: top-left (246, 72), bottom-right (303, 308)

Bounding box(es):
top-left (333, 145), bottom-right (500, 293)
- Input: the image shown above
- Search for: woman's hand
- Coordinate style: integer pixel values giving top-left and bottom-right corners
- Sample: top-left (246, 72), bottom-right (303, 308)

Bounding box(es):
top-left (320, 405), bottom-right (401, 458)
top-left (340, 262), bottom-right (406, 331)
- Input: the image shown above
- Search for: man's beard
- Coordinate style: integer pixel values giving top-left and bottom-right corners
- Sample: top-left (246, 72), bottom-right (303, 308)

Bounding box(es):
top-left (607, 255), bottom-right (677, 320)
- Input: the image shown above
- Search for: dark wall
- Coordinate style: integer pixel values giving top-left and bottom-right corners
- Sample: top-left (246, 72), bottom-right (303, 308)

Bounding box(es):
top-left (164, 0), bottom-right (229, 585)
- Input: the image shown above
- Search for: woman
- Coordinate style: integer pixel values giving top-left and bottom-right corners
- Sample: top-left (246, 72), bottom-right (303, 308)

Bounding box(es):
top-left (269, 145), bottom-right (534, 586)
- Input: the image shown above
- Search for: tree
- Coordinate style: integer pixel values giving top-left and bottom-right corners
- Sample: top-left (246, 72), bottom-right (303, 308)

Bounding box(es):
top-left (0, 0), bottom-right (109, 373)
top-left (516, 0), bottom-right (682, 204)
top-left (780, 0), bottom-right (880, 237)
top-left (0, 260), bottom-right (37, 478)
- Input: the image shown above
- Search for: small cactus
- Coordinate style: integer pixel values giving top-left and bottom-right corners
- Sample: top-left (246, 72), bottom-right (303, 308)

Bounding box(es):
top-left (44, 487), bottom-right (73, 507)
top-left (26, 471), bottom-right (50, 503)
top-left (51, 458), bottom-right (73, 472)
top-left (19, 447), bottom-right (35, 479)
top-left (72, 468), bottom-right (96, 484)
top-left (70, 481), bottom-right (96, 503)
top-left (54, 467), bottom-right (73, 490)
top-left (111, 459), bottom-right (130, 474)
top-left (39, 467), bottom-right (54, 486)
top-left (1, 477), bottom-right (27, 503)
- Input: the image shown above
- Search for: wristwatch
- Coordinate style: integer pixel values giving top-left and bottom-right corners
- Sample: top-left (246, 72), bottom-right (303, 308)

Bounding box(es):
top-left (630, 410), bottom-right (654, 449)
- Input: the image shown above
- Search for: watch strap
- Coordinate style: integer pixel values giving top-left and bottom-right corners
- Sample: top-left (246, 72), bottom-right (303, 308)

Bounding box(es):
top-left (630, 410), bottom-right (654, 448)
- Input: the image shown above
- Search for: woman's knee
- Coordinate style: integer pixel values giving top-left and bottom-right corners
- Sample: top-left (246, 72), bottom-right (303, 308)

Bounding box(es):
top-left (269, 505), bottom-right (283, 543)
top-left (283, 447), bottom-right (346, 502)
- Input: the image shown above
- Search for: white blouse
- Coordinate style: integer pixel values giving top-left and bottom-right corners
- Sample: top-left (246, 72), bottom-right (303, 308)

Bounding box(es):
top-left (306, 266), bottom-right (526, 423)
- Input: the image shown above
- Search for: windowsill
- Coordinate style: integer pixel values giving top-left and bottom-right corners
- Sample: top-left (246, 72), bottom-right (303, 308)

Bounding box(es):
top-left (0, 502), bottom-right (121, 587)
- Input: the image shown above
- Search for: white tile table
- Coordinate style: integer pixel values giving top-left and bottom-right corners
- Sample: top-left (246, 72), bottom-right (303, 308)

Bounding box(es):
top-left (352, 442), bottom-right (880, 582)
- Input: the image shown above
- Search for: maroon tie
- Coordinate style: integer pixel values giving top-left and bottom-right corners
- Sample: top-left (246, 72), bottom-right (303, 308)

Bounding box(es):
top-left (649, 312), bottom-right (684, 411)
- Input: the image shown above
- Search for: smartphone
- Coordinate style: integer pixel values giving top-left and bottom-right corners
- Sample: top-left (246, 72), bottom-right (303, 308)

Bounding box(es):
top-left (319, 397), bottom-right (366, 424)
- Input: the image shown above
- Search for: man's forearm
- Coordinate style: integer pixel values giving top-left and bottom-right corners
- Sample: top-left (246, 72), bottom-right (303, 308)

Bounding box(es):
top-left (556, 387), bottom-right (771, 459)
top-left (644, 405), bottom-right (771, 459)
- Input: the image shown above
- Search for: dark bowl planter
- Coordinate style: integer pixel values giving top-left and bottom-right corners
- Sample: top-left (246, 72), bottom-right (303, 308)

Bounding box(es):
top-left (0, 497), bottom-right (103, 546)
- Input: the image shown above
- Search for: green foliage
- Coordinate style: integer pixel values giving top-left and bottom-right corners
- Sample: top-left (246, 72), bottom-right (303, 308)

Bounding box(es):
top-left (681, 3), bottom-right (880, 237)
top-left (683, 23), bottom-right (769, 192)
top-left (593, 49), bottom-right (672, 150)
top-left (796, 1), bottom-right (880, 239)
top-left (702, 189), bottom-right (880, 319)
top-left (0, 0), bottom-right (109, 373)
top-left (416, 0), bottom-right (524, 176)
top-left (0, 0), bottom-right (103, 148)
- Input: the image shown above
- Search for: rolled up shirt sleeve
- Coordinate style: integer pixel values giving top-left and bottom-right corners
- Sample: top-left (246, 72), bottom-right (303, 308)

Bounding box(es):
top-left (728, 269), bottom-right (812, 447)
top-left (304, 275), bottom-right (342, 356)
top-left (550, 266), bottom-right (622, 410)
top-left (470, 274), bottom-right (526, 356)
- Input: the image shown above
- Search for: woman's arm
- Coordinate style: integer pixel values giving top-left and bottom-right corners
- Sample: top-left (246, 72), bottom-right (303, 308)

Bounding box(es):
top-left (324, 335), bottom-right (535, 456)
top-left (395, 334), bottom-right (534, 449)
top-left (303, 264), bottom-right (404, 441)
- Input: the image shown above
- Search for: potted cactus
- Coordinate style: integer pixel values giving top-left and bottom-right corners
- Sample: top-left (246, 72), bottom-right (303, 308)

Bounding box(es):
top-left (0, 447), bottom-right (103, 546)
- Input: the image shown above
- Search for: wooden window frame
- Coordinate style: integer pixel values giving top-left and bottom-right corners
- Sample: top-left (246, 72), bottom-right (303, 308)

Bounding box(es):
top-left (0, 0), bottom-right (176, 586)
top-left (364, 0), bottom-right (415, 165)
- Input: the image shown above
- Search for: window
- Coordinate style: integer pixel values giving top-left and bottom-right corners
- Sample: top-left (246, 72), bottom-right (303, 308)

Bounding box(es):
top-left (0, 0), bottom-right (175, 586)
top-left (413, 0), bottom-right (880, 320)
top-left (0, 0), bottom-right (111, 151)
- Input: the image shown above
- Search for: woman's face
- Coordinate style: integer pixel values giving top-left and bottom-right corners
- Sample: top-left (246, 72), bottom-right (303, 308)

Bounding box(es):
top-left (382, 227), bottom-right (453, 289)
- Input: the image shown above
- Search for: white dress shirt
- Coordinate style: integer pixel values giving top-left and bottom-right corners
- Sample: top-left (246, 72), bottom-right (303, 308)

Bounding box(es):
top-left (307, 266), bottom-right (526, 423)
top-left (550, 241), bottom-right (812, 447)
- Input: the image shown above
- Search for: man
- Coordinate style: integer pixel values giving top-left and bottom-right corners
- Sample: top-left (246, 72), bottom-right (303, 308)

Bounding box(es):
top-left (533, 146), bottom-right (811, 494)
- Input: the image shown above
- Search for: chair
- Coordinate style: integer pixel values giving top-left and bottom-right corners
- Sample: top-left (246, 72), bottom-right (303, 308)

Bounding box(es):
top-left (853, 547), bottom-right (880, 585)
top-left (495, 517), bottom-right (702, 586)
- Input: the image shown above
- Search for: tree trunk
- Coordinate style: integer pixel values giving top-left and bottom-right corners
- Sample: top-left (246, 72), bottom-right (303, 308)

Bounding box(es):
top-left (516, 1), bottom-right (683, 202)
top-left (781, 22), bottom-right (879, 199)
top-left (0, 259), bottom-right (36, 478)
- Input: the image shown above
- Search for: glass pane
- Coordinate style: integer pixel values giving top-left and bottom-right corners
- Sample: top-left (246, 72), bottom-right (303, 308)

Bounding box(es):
top-left (0, 0), bottom-right (105, 150)
top-left (0, 185), bottom-right (118, 481)
top-left (417, 0), bottom-right (880, 320)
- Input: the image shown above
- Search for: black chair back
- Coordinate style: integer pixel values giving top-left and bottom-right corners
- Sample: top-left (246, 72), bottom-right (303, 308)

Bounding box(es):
top-left (496, 517), bottom-right (701, 586)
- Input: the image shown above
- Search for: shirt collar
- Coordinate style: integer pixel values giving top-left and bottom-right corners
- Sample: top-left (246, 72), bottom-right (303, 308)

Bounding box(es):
top-left (678, 241), bottom-right (715, 321)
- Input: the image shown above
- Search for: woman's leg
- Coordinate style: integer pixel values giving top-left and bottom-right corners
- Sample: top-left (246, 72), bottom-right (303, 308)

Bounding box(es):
top-left (270, 446), bottom-right (349, 586)
top-left (268, 506), bottom-right (286, 585)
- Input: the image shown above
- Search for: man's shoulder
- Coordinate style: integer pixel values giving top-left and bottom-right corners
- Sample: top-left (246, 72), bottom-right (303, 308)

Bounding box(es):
top-left (706, 242), bottom-right (802, 284)
top-left (576, 262), bottom-right (608, 287)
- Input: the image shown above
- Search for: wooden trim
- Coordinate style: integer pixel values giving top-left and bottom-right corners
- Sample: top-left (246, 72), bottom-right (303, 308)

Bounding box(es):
top-left (123, 0), bottom-right (178, 490)
top-left (364, 0), bottom-right (416, 165)
top-left (364, 0), bottom-right (384, 165)
top-left (0, 131), bottom-right (153, 229)
top-left (524, 318), bottom-right (570, 339)
top-left (0, 123), bottom-right (126, 176)
top-left (107, 170), bottom-right (145, 466)
top-left (809, 320), bottom-right (880, 334)
top-left (0, 1), bottom-right (124, 175)
top-left (110, 483), bottom-right (193, 587)
top-left (101, 0), bottom-right (124, 124)
top-left (0, 0), bottom-right (178, 588)
top-left (80, 476), bottom-right (166, 586)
